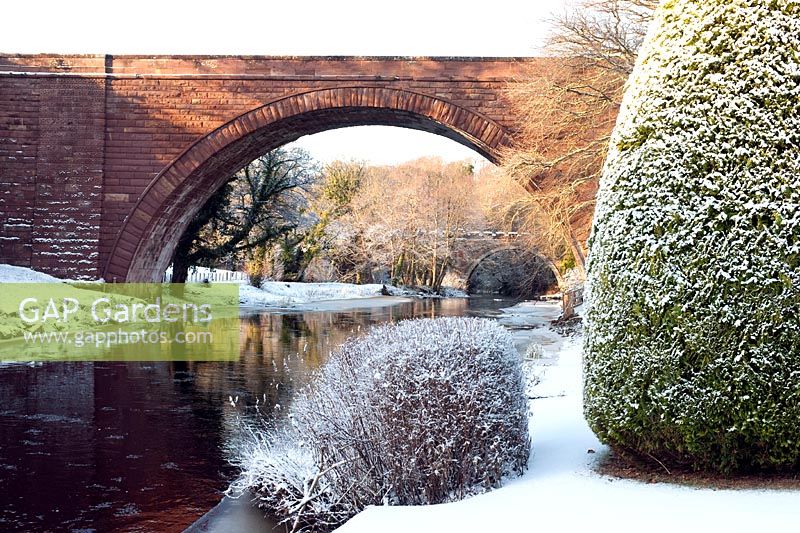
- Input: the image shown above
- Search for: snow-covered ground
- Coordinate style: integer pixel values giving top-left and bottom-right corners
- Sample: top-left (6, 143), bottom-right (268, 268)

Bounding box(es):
top-left (0, 264), bottom-right (463, 311)
top-left (0, 263), bottom-right (64, 283)
top-left (239, 281), bottom-right (465, 309)
top-left (337, 302), bottom-right (800, 533)
top-left (240, 282), bottom-right (395, 308)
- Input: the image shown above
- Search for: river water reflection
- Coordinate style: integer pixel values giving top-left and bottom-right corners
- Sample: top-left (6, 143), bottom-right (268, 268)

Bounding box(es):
top-left (0, 295), bottom-right (522, 532)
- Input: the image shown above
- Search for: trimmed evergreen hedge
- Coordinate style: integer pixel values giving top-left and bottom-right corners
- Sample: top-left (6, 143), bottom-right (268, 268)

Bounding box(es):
top-left (585, 0), bottom-right (800, 472)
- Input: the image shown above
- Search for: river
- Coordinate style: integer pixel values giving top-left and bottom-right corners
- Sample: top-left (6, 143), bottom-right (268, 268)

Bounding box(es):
top-left (0, 295), bottom-right (540, 532)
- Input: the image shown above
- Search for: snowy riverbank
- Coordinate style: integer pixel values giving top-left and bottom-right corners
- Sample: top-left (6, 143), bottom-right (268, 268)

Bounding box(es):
top-left (336, 303), bottom-right (800, 533)
top-left (7, 262), bottom-right (797, 531)
top-left (240, 282), bottom-right (402, 308)
top-left (240, 281), bottom-right (466, 309)
top-left (0, 264), bottom-right (66, 283)
top-left (0, 264), bottom-right (466, 311)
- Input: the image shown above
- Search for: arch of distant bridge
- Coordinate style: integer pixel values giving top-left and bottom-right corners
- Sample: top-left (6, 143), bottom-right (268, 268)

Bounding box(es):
top-left (462, 245), bottom-right (562, 288)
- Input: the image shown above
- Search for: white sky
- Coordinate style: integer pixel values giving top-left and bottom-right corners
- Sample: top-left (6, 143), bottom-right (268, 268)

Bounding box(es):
top-left (1, 0), bottom-right (570, 165)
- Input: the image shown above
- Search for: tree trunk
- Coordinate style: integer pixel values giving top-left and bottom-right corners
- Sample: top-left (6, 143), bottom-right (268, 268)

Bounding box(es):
top-left (566, 225), bottom-right (587, 279)
top-left (433, 258), bottom-right (449, 293)
top-left (170, 238), bottom-right (193, 283)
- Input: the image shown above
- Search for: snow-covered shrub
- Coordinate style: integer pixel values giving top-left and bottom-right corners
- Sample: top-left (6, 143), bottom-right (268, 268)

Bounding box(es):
top-left (524, 343), bottom-right (544, 360)
top-left (232, 317), bottom-right (529, 531)
top-left (585, 0), bottom-right (800, 472)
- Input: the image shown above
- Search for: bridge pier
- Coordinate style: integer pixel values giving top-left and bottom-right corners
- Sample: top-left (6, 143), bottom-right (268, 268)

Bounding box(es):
top-left (2, 66), bottom-right (108, 279)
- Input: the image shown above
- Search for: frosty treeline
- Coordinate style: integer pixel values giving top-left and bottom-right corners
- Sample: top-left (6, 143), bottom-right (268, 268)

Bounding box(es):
top-left (176, 153), bottom-right (561, 293)
top-left (282, 157), bottom-right (581, 293)
top-left (169, 148), bottom-right (318, 283)
top-left (302, 157), bottom-right (482, 291)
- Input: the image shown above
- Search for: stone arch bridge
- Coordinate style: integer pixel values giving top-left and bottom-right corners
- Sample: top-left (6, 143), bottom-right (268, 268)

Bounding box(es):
top-left (450, 230), bottom-right (560, 283)
top-left (449, 231), bottom-right (560, 289)
top-left (0, 54), bottom-right (553, 281)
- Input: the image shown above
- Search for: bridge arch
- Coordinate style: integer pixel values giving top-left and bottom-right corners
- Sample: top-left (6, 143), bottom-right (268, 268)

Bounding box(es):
top-left (464, 245), bottom-right (562, 293)
top-left (105, 86), bottom-right (513, 282)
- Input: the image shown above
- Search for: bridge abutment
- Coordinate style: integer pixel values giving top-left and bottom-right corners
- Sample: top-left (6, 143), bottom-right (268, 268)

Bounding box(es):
top-left (2, 58), bottom-right (108, 279)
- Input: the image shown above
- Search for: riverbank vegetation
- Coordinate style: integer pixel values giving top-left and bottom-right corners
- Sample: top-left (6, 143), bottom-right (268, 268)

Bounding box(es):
top-left (230, 317), bottom-right (529, 532)
top-left (169, 149), bottom-right (318, 284)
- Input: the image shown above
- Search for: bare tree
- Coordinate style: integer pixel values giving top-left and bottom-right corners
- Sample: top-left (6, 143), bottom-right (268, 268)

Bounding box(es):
top-left (320, 157), bottom-right (481, 292)
top-left (475, 165), bottom-right (568, 273)
top-left (501, 0), bottom-right (657, 277)
top-left (549, 0), bottom-right (658, 75)
top-left (277, 160), bottom-right (367, 282)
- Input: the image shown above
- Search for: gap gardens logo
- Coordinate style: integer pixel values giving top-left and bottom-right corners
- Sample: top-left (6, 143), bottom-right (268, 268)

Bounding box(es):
top-left (0, 283), bottom-right (240, 361)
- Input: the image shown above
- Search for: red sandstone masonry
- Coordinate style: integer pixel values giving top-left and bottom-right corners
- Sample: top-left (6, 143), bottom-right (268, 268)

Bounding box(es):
top-left (0, 54), bottom-right (545, 280)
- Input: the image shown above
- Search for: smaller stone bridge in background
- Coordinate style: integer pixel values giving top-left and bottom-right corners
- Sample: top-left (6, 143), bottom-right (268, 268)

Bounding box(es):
top-left (449, 231), bottom-right (560, 293)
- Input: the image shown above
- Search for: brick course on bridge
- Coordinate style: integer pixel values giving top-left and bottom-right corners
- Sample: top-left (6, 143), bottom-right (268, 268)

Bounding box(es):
top-left (0, 54), bottom-right (546, 281)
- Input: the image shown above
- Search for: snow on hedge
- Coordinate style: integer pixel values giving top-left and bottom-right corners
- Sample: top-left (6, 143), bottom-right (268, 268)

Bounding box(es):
top-left (585, 0), bottom-right (800, 472)
top-left (230, 317), bottom-right (529, 531)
